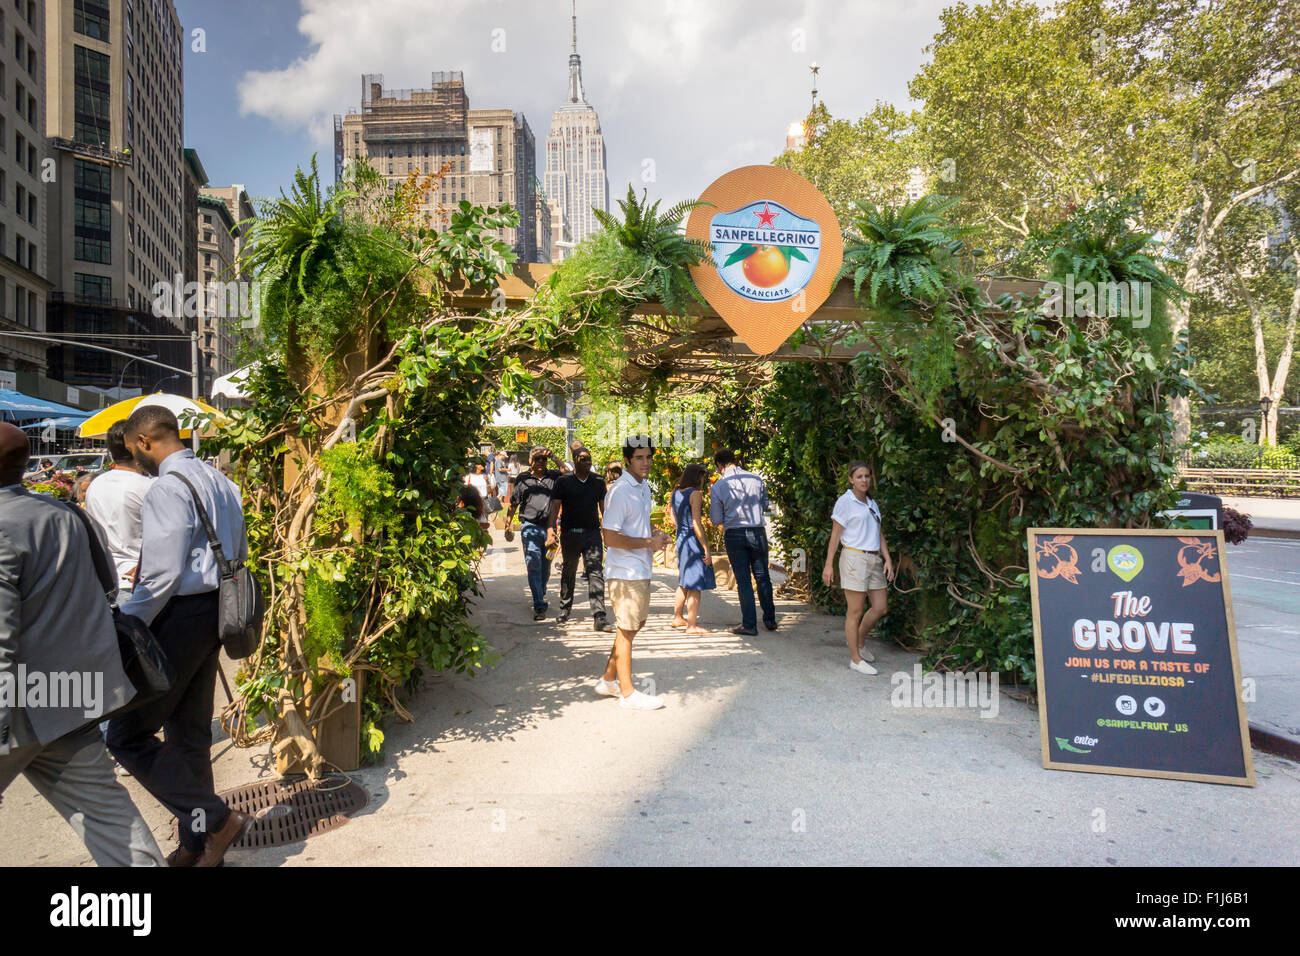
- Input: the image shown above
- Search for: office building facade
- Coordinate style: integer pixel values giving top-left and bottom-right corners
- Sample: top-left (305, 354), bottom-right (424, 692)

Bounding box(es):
top-left (0, 0), bottom-right (52, 382)
top-left (44, 0), bottom-right (188, 396)
top-left (334, 72), bottom-right (542, 262)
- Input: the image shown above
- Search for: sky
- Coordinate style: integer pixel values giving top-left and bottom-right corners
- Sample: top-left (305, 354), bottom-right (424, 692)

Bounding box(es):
top-left (175, 0), bottom-right (964, 209)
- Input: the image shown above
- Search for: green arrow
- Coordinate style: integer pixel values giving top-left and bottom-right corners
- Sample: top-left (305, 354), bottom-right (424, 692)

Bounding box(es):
top-left (1055, 736), bottom-right (1092, 753)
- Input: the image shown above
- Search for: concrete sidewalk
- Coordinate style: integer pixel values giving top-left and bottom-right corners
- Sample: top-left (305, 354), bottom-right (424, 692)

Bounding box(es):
top-left (1221, 496), bottom-right (1300, 538)
top-left (2, 528), bottom-right (1297, 866)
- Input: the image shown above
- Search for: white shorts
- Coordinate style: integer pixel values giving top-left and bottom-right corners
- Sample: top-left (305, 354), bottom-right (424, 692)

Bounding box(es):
top-left (840, 548), bottom-right (887, 592)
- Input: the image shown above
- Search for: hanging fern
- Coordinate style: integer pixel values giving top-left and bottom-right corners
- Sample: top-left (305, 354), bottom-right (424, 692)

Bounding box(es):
top-left (837, 194), bottom-right (973, 308)
top-left (1030, 192), bottom-right (1185, 357)
top-left (592, 185), bottom-right (713, 314)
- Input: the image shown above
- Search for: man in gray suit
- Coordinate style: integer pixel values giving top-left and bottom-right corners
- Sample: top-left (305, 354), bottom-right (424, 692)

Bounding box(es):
top-left (0, 422), bottom-right (164, 866)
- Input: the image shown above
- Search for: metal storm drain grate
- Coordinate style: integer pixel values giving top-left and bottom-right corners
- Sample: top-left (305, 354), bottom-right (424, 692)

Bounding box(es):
top-left (212, 775), bottom-right (369, 849)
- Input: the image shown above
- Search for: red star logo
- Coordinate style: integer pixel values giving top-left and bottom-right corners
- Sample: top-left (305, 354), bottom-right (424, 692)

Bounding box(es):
top-left (754, 202), bottom-right (778, 230)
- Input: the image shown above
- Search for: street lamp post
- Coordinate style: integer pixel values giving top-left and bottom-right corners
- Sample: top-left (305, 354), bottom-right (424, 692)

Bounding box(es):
top-left (1260, 395), bottom-right (1273, 447)
top-left (116, 352), bottom-right (158, 399)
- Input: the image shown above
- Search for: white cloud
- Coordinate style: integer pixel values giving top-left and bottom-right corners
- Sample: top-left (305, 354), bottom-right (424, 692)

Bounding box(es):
top-left (236, 0), bottom-right (955, 205)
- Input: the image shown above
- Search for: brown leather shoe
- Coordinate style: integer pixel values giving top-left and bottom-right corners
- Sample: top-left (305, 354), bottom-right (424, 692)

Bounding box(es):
top-left (195, 810), bottom-right (250, 867)
top-left (166, 845), bottom-right (201, 868)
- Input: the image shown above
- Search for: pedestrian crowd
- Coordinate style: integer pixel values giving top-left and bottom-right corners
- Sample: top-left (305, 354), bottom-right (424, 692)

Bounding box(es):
top-left (475, 435), bottom-right (895, 712)
top-left (1, 406), bottom-right (252, 868)
top-left (4, 420), bottom-right (893, 866)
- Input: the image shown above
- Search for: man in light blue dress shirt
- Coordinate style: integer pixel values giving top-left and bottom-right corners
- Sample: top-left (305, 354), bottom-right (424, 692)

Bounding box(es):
top-left (106, 406), bottom-right (251, 867)
top-left (709, 449), bottom-right (778, 635)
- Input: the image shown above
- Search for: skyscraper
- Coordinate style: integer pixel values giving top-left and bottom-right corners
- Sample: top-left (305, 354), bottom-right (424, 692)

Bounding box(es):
top-left (44, 0), bottom-right (189, 396)
top-left (543, 1), bottom-right (608, 259)
top-left (335, 73), bottom-right (540, 262)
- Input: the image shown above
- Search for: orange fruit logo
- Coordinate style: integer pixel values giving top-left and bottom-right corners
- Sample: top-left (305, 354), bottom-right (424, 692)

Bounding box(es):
top-left (741, 245), bottom-right (790, 288)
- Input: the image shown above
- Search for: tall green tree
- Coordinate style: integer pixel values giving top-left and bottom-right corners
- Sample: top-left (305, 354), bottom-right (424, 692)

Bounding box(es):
top-left (774, 101), bottom-right (926, 227)
top-left (910, 0), bottom-right (1300, 441)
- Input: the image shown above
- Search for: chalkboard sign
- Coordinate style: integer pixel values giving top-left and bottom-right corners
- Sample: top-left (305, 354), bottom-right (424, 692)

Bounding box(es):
top-left (1027, 529), bottom-right (1254, 786)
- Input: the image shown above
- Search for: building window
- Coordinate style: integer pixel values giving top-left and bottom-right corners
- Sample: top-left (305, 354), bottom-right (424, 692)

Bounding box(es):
top-left (76, 235), bottom-right (110, 263)
top-left (74, 0), bottom-right (111, 41)
top-left (75, 196), bottom-right (110, 230)
top-left (73, 45), bottom-right (111, 146)
top-left (73, 159), bottom-right (111, 264)
top-left (75, 272), bottom-right (111, 303)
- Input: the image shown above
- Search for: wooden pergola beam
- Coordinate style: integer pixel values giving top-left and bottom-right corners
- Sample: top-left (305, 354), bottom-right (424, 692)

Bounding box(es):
top-left (447, 264), bottom-right (1044, 371)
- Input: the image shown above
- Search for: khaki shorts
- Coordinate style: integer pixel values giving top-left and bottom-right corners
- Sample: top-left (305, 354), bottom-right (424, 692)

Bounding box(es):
top-left (609, 578), bottom-right (652, 631)
top-left (840, 548), bottom-right (887, 592)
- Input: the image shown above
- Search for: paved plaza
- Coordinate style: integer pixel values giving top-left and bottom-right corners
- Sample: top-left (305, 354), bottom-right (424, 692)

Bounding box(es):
top-left (2, 529), bottom-right (1297, 866)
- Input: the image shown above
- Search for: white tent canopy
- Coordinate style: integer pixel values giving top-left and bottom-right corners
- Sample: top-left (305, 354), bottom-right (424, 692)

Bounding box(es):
top-left (490, 401), bottom-right (567, 428)
top-left (211, 363), bottom-right (258, 401)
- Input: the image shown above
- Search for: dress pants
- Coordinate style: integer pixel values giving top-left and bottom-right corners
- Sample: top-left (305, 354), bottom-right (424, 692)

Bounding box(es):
top-left (724, 526), bottom-right (777, 630)
top-left (557, 528), bottom-right (607, 621)
top-left (0, 722), bottom-right (165, 866)
top-left (519, 522), bottom-right (553, 613)
top-left (107, 591), bottom-right (230, 853)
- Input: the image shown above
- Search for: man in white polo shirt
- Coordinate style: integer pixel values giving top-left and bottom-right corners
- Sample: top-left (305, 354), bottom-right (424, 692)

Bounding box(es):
top-left (594, 435), bottom-right (672, 710)
top-left (84, 421), bottom-right (153, 594)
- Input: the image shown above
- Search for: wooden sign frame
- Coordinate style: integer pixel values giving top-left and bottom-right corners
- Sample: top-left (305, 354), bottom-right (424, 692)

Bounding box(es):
top-left (1027, 527), bottom-right (1254, 787)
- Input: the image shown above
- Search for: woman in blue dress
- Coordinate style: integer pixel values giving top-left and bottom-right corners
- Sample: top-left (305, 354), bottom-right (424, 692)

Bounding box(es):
top-left (667, 463), bottom-right (716, 633)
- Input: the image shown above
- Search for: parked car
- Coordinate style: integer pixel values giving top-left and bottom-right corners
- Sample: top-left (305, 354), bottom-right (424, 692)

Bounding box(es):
top-left (51, 450), bottom-right (108, 474)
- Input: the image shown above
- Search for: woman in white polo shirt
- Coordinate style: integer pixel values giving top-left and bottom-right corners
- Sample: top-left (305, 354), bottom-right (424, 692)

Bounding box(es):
top-left (821, 461), bottom-right (894, 676)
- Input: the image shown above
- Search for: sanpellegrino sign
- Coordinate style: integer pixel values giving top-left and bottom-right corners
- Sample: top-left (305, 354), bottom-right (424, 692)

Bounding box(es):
top-left (707, 200), bottom-right (822, 302)
top-left (687, 166), bottom-right (842, 355)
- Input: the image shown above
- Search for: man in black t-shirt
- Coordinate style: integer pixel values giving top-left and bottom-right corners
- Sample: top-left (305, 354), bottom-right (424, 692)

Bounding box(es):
top-left (506, 447), bottom-right (562, 620)
top-left (547, 447), bottom-right (608, 631)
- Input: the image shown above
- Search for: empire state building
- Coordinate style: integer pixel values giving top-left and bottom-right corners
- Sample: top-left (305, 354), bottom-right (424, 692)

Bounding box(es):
top-left (543, 2), bottom-right (609, 258)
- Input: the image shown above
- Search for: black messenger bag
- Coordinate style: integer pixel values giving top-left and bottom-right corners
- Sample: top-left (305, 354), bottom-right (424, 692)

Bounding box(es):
top-left (173, 472), bottom-right (265, 660)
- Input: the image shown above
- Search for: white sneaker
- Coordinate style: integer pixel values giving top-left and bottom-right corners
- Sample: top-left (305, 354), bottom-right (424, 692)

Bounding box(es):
top-left (857, 644), bottom-right (876, 662)
top-left (593, 678), bottom-right (621, 698)
top-left (618, 689), bottom-right (666, 710)
top-left (849, 658), bottom-right (878, 676)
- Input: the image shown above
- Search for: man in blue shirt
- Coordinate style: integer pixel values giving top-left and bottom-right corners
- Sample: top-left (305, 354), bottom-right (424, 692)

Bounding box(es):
top-left (709, 449), bottom-right (777, 635)
top-left (107, 406), bottom-right (251, 867)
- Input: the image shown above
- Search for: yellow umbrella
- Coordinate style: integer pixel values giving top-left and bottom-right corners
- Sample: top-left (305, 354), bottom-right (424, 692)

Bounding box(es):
top-left (77, 393), bottom-right (227, 439)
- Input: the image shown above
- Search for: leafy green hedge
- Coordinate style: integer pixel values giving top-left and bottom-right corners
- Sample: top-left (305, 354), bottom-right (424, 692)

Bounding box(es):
top-left (1188, 442), bottom-right (1300, 469)
top-left (711, 195), bottom-right (1194, 687)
